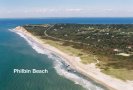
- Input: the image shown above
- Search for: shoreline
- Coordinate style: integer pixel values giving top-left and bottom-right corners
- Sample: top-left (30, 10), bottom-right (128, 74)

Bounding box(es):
top-left (13, 26), bottom-right (133, 90)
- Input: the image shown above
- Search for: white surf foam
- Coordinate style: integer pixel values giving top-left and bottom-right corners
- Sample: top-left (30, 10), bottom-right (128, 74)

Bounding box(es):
top-left (11, 29), bottom-right (106, 90)
top-left (54, 57), bottom-right (104, 90)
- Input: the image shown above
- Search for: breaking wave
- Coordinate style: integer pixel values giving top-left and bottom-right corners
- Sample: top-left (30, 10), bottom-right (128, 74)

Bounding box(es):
top-left (11, 29), bottom-right (107, 90)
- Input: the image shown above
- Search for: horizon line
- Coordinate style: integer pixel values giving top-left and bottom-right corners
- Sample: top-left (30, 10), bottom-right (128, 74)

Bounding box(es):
top-left (0, 17), bottom-right (133, 19)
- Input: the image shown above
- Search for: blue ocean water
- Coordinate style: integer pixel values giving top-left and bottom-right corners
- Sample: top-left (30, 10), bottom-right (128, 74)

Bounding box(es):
top-left (0, 18), bottom-right (133, 90)
top-left (1, 17), bottom-right (133, 25)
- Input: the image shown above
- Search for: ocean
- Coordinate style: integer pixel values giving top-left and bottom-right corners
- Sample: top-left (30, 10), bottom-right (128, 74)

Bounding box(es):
top-left (0, 18), bottom-right (133, 90)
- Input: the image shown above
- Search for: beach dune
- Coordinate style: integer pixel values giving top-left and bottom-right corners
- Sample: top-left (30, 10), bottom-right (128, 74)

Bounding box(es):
top-left (13, 26), bottom-right (133, 90)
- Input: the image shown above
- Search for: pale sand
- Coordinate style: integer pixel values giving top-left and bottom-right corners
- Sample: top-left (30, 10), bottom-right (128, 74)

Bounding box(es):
top-left (116, 53), bottom-right (131, 57)
top-left (14, 26), bottom-right (133, 90)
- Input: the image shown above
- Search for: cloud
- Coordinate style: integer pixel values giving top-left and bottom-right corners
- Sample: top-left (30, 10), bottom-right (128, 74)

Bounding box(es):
top-left (0, 7), bottom-right (133, 18)
top-left (65, 8), bottom-right (83, 12)
top-left (103, 9), bottom-right (113, 11)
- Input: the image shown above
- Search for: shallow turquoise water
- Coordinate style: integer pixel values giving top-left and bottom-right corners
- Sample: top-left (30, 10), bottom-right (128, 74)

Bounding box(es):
top-left (0, 19), bottom-right (84, 90)
top-left (1, 18), bottom-right (131, 90)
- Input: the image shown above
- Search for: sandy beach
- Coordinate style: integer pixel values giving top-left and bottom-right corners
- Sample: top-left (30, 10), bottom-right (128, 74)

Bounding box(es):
top-left (13, 26), bottom-right (133, 90)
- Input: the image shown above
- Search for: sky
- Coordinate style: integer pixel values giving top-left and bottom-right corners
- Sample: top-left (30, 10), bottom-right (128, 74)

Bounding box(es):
top-left (0, 0), bottom-right (133, 18)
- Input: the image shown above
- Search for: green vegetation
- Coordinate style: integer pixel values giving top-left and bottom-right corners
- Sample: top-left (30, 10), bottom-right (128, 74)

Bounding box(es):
top-left (23, 24), bottom-right (133, 80)
top-left (102, 68), bottom-right (133, 80)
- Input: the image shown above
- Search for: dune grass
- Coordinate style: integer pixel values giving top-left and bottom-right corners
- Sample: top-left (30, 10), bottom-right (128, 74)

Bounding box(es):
top-left (102, 68), bottom-right (133, 80)
top-left (36, 36), bottom-right (96, 64)
top-left (36, 36), bottom-right (133, 80)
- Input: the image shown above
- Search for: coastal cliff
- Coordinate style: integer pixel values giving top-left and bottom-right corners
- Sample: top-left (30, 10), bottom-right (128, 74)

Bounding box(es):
top-left (13, 25), bottom-right (133, 90)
